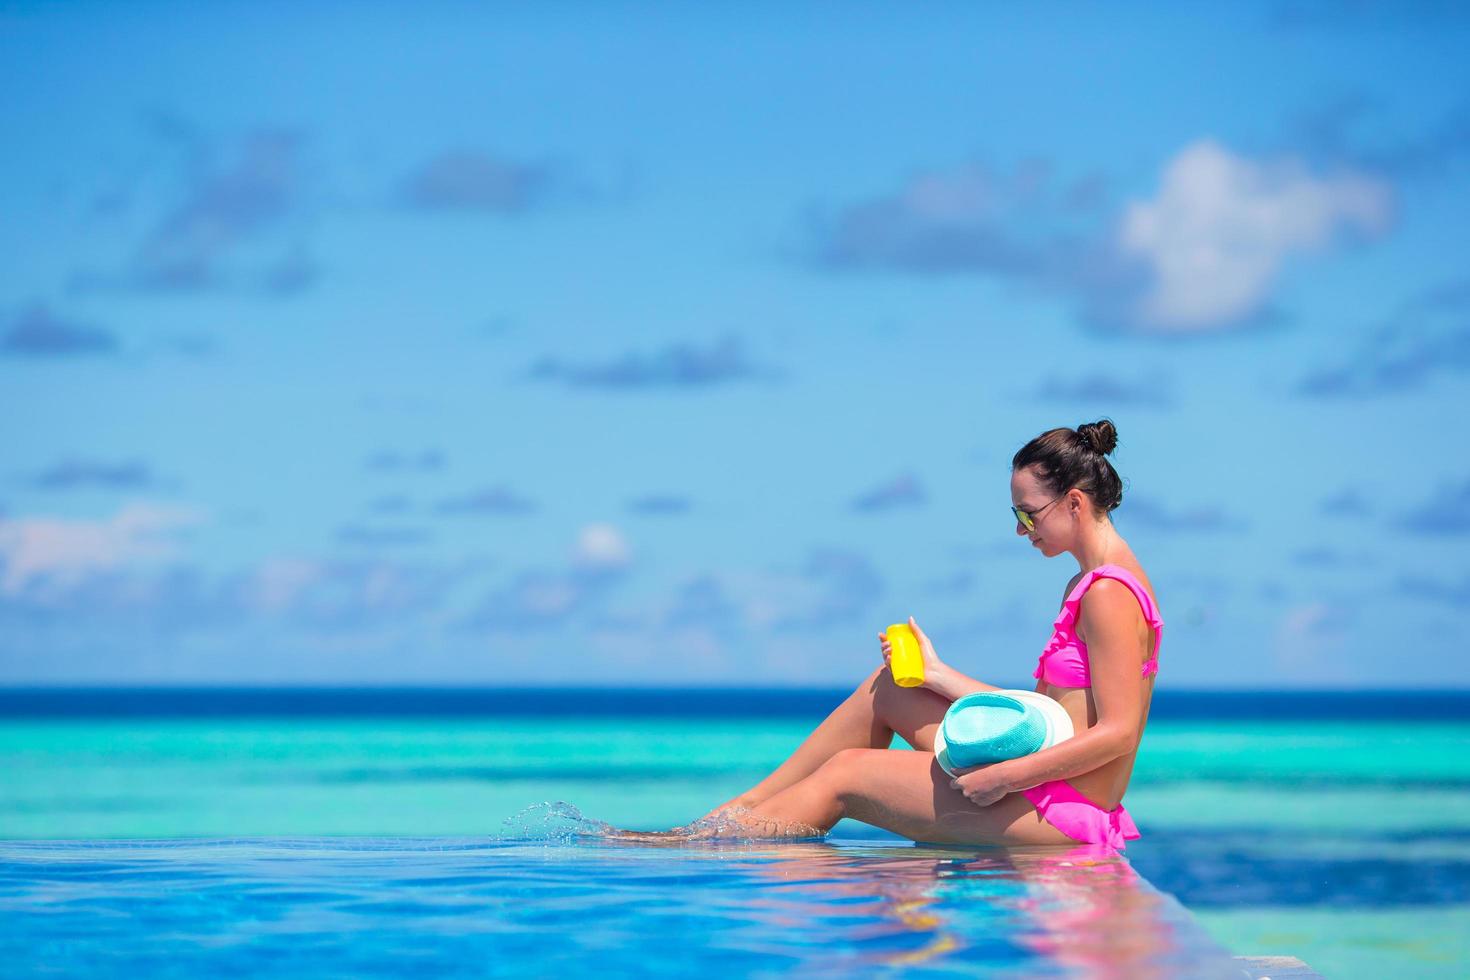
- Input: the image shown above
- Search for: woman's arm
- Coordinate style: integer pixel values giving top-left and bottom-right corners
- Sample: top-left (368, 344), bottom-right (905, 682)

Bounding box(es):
top-left (979, 578), bottom-right (1146, 792)
top-left (924, 664), bottom-right (1006, 701)
top-left (891, 618), bottom-right (1009, 702)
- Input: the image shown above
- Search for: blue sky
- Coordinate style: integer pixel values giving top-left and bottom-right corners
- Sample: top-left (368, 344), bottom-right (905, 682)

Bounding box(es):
top-left (2, 1), bottom-right (1468, 687)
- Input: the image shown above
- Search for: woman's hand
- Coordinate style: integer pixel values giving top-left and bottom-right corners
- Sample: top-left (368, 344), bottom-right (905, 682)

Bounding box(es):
top-left (949, 762), bottom-right (1013, 808)
top-left (877, 616), bottom-right (949, 690)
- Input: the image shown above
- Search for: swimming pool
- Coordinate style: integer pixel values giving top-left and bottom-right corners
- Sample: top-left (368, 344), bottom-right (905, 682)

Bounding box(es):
top-left (4, 699), bottom-right (1469, 975)
top-left (1, 812), bottom-right (1251, 978)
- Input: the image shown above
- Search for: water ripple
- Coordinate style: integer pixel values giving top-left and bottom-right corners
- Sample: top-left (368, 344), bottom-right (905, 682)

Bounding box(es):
top-left (0, 833), bottom-right (1249, 978)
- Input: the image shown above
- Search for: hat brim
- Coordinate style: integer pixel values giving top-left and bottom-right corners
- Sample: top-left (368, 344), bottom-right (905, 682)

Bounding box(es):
top-left (933, 723), bottom-right (959, 777)
top-left (932, 689), bottom-right (1074, 777)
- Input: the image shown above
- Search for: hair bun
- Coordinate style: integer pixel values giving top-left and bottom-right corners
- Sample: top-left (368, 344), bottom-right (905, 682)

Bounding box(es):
top-left (1077, 419), bottom-right (1118, 456)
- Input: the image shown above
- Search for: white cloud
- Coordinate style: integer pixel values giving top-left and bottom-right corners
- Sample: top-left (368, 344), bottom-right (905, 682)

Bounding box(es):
top-left (572, 522), bottom-right (631, 571)
top-left (517, 575), bottom-right (583, 617)
top-left (0, 502), bottom-right (205, 595)
top-left (243, 557), bottom-right (324, 613)
top-left (1116, 139), bottom-right (1394, 330)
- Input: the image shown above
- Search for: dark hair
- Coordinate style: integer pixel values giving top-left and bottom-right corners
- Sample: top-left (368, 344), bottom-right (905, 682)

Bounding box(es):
top-left (1011, 418), bottom-right (1125, 516)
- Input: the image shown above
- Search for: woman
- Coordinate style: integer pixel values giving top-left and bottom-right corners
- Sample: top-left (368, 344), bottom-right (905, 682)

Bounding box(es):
top-left (616, 419), bottom-right (1162, 848)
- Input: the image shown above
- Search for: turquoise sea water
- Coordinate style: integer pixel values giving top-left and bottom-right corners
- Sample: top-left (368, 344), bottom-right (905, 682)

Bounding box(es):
top-left (3, 702), bottom-right (1469, 976)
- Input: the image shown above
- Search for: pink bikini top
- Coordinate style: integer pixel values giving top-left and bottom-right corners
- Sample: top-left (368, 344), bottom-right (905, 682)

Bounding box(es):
top-left (1033, 563), bottom-right (1163, 688)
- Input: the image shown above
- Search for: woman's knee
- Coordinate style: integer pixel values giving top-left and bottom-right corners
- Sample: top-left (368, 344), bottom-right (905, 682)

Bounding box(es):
top-left (864, 663), bottom-right (916, 708)
top-left (870, 664), bottom-right (941, 713)
top-left (816, 747), bottom-right (876, 794)
top-left (856, 662), bottom-right (888, 692)
top-left (845, 664), bottom-right (892, 714)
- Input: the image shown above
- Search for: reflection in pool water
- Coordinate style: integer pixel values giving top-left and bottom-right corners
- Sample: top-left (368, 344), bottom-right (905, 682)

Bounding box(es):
top-left (1, 807), bottom-right (1249, 978)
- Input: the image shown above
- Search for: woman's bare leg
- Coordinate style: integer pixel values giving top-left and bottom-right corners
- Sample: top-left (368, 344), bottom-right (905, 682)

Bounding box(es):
top-left (699, 748), bottom-right (1076, 846)
top-left (697, 664), bottom-right (956, 821)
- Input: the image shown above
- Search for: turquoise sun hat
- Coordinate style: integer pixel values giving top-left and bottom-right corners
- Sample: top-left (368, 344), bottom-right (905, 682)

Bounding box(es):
top-left (932, 689), bottom-right (1075, 777)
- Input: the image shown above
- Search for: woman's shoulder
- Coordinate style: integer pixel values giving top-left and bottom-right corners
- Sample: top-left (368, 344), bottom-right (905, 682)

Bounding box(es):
top-left (1062, 562), bottom-right (1138, 599)
top-left (1059, 570), bottom-right (1087, 610)
top-left (1075, 563), bottom-right (1162, 621)
top-left (1096, 561), bottom-right (1153, 591)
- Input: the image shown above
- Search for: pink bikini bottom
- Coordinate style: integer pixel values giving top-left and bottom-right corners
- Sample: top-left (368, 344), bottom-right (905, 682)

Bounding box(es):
top-left (1020, 778), bottom-right (1141, 851)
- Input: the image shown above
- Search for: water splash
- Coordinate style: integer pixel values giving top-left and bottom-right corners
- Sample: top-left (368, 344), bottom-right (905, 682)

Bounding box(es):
top-left (500, 801), bottom-right (829, 845)
top-left (497, 801), bottom-right (619, 843)
top-left (599, 805), bottom-right (829, 844)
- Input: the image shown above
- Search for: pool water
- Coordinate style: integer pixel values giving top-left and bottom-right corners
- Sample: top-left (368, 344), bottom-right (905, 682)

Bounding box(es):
top-left (4, 699), bottom-right (1468, 975)
top-left (1, 809), bottom-right (1252, 978)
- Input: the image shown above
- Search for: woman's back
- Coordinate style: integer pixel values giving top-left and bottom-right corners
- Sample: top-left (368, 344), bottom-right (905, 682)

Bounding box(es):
top-left (1036, 559), bottom-right (1162, 810)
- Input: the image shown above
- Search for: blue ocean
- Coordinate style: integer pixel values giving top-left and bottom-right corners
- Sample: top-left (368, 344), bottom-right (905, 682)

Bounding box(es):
top-left (2, 688), bottom-right (1467, 977)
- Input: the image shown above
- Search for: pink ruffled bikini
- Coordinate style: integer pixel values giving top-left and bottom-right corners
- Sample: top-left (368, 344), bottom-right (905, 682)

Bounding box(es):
top-left (1022, 564), bottom-right (1162, 851)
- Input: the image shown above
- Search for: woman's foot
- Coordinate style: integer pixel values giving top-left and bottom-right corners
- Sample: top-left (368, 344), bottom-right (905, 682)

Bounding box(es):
top-left (696, 794), bottom-right (762, 824)
top-left (605, 806), bottom-right (826, 843)
top-left (601, 826), bottom-right (691, 843)
top-left (688, 806), bottom-right (827, 840)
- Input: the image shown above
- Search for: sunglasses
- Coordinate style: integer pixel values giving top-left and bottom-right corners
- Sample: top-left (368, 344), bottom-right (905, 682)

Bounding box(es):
top-left (1011, 493), bottom-right (1066, 533)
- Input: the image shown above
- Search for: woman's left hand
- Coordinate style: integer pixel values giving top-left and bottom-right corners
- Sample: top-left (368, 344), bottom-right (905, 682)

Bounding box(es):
top-left (949, 763), bottom-right (1013, 808)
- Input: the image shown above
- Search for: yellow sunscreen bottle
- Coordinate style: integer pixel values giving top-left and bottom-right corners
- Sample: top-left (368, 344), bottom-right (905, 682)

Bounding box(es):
top-left (886, 623), bottom-right (925, 688)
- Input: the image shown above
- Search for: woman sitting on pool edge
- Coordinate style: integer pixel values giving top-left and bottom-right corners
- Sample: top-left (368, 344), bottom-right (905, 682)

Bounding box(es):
top-left (610, 418), bottom-right (1163, 848)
